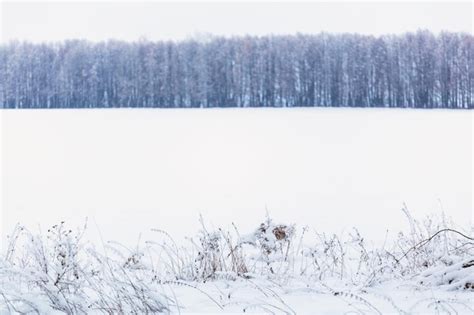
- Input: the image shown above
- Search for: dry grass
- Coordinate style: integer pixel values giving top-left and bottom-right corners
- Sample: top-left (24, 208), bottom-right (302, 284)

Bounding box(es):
top-left (1, 207), bottom-right (472, 313)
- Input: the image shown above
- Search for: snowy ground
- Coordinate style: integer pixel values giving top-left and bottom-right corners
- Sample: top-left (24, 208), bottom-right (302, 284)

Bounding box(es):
top-left (0, 108), bottom-right (473, 313)
top-left (170, 279), bottom-right (474, 314)
top-left (1, 108), bottom-right (472, 248)
top-left (1, 212), bottom-right (473, 314)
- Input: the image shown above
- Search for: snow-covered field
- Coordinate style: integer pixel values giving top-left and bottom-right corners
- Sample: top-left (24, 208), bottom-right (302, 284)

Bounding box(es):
top-left (1, 108), bottom-right (472, 245)
top-left (1, 108), bottom-right (473, 313)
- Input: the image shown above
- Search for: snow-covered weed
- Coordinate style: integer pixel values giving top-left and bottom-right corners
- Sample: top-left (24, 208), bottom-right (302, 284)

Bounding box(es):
top-left (0, 222), bottom-right (174, 314)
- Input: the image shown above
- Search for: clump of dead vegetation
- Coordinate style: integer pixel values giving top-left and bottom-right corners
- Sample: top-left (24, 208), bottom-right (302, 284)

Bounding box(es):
top-left (0, 221), bottom-right (175, 314)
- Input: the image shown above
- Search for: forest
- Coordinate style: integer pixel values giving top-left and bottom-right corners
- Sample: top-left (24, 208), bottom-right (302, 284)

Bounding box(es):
top-left (0, 31), bottom-right (472, 109)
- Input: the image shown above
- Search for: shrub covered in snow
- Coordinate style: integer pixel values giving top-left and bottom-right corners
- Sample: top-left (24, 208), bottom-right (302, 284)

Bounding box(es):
top-left (0, 223), bottom-right (174, 313)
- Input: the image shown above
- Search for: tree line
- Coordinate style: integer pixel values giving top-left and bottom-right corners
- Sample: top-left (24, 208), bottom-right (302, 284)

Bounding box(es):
top-left (0, 31), bottom-right (472, 109)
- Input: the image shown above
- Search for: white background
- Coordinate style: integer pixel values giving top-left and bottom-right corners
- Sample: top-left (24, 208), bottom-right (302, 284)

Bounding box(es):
top-left (1, 1), bottom-right (472, 43)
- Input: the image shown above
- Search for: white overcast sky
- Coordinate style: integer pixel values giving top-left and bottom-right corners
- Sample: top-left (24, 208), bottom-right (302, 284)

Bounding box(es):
top-left (0, 1), bottom-right (472, 43)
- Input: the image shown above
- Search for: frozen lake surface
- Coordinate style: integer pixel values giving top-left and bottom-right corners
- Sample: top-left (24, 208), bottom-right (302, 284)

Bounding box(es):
top-left (1, 108), bottom-right (472, 247)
